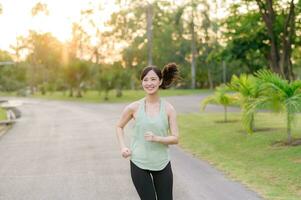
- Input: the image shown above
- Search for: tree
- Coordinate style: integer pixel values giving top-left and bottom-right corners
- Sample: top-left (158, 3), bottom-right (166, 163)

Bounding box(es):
top-left (221, 10), bottom-right (268, 74)
top-left (10, 36), bottom-right (27, 63)
top-left (31, 2), bottom-right (49, 16)
top-left (228, 0), bottom-right (301, 80)
top-left (201, 85), bottom-right (237, 122)
top-left (25, 31), bottom-right (64, 95)
top-left (64, 59), bottom-right (91, 98)
top-left (70, 13), bottom-right (92, 59)
top-left (177, 0), bottom-right (201, 88)
top-left (112, 62), bottom-right (131, 97)
top-left (246, 69), bottom-right (301, 144)
top-left (107, 1), bottom-right (164, 88)
top-left (96, 64), bottom-right (115, 100)
top-left (228, 74), bottom-right (260, 132)
top-left (174, 0), bottom-right (223, 88)
top-left (0, 50), bottom-right (26, 92)
top-left (146, 2), bottom-right (154, 66)
top-left (254, 0), bottom-right (298, 80)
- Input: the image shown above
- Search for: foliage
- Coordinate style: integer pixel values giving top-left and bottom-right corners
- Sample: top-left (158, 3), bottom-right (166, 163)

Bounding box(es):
top-left (63, 59), bottom-right (91, 97)
top-left (221, 11), bottom-right (268, 73)
top-left (201, 85), bottom-right (237, 122)
top-left (228, 73), bottom-right (260, 132)
top-left (1, 0), bottom-right (301, 94)
top-left (0, 65), bottom-right (27, 92)
top-left (96, 62), bottom-right (131, 100)
top-left (25, 31), bottom-right (65, 94)
top-left (246, 69), bottom-right (301, 143)
top-left (223, 0), bottom-right (301, 80)
top-left (0, 51), bottom-right (26, 92)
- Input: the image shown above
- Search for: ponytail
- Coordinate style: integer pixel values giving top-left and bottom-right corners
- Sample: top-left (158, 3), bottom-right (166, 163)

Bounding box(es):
top-left (160, 63), bottom-right (179, 89)
top-left (140, 63), bottom-right (179, 89)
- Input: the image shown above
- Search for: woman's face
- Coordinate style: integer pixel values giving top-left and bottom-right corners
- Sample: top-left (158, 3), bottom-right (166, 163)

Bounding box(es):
top-left (142, 70), bottom-right (162, 95)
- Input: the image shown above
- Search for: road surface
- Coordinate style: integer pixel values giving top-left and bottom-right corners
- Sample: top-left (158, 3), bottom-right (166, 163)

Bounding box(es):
top-left (0, 95), bottom-right (262, 200)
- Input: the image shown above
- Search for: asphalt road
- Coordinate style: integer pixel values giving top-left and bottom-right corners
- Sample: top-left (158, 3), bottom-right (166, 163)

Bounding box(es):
top-left (0, 95), bottom-right (262, 200)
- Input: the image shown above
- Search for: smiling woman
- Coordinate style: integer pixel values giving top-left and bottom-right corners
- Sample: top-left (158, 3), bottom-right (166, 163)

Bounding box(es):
top-left (116, 63), bottom-right (180, 200)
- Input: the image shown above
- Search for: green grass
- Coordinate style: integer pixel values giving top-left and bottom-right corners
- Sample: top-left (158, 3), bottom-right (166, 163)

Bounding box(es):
top-left (4, 89), bottom-right (210, 103)
top-left (178, 112), bottom-right (301, 200)
top-left (0, 108), bottom-right (7, 120)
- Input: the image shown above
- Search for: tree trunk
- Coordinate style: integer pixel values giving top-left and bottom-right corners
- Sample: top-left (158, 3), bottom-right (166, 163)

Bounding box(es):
top-left (146, 3), bottom-right (153, 66)
top-left (207, 68), bottom-right (213, 90)
top-left (190, 9), bottom-right (196, 89)
top-left (280, 0), bottom-right (295, 80)
top-left (250, 113), bottom-right (255, 132)
top-left (76, 87), bottom-right (82, 98)
top-left (222, 61), bottom-right (226, 84)
top-left (130, 71), bottom-right (136, 90)
top-left (256, 0), bottom-right (296, 79)
top-left (116, 86), bottom-right (122, 97)
top-left (40, 83), bottom-right (46, 95)
top-left (224, 105), bottom-right (227, 122)
top-left (104, 90), bottom-right (109, 101)
top-left (256, 0), bottom-right (281, 74)
top-left (287, 112), bottom-right (292, 144)
top-left (69, 88), bottom-right (73, 97)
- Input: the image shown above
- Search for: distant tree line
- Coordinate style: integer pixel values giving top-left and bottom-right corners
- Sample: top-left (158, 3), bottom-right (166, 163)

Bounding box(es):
top-left (0, 0), bottom-right (300, 98)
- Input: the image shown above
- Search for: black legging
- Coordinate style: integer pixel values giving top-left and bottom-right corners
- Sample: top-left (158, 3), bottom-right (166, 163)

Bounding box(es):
top-left (130, 161), bottom-right (173, 200)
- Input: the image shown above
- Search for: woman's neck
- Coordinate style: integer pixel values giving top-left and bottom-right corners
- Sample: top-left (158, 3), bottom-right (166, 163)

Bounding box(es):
top-left (145, 93), bottom-right (160, 104)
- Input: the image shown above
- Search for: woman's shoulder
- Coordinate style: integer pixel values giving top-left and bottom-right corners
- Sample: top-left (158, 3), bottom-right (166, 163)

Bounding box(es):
top-left (125, 99), bottom-right (143, 113)
top-left (162, 99), bottom-right (176, 114)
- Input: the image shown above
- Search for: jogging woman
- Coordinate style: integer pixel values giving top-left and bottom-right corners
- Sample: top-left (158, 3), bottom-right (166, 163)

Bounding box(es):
top-left (116, 63), bottom-right (180, 200)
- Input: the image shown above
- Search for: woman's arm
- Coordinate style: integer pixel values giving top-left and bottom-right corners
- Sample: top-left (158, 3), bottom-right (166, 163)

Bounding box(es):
top-left (144, 103), bottom-right (179, 145)
top-left (116, 103), bottom-right (137, 158)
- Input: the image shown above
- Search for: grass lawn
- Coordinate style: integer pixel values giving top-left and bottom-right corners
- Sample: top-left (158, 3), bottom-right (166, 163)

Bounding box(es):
top-left (0, 108), bottom-right (6, 120)
top-left (18, 89), bottom-right (211, 103)
top-left (178, 112), bottom-right (301, 200)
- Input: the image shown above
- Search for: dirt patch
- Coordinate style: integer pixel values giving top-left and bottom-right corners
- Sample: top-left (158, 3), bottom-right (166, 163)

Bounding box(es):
top-left (214, 120), bottom-right (239, 123)
top-left (237, 127), bottom-right (285, 135)
top-left (253, 127), bottom-right (286, 133)
top-left (291, 158), bottom-right (301, 164)
top-left (271, 138), bottom-right (301, 147)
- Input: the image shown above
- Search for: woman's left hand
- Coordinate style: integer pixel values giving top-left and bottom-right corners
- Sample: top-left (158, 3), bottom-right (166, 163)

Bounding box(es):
top-left (144, 131), bottom-right (158, 142)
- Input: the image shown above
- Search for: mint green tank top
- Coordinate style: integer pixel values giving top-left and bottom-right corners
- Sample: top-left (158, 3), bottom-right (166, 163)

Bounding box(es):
top-left (130, 98), bottom-right (170, 171)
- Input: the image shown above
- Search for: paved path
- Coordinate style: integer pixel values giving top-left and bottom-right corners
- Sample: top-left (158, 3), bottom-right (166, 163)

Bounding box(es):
top-left (0, 95), bottom-right (262, 200)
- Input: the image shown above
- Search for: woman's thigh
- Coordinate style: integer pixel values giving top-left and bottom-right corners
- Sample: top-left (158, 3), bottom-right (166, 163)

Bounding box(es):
top-left (130, 161), bottom-right (156, 200)
top-left (152, 162), bottom-right (173, 200)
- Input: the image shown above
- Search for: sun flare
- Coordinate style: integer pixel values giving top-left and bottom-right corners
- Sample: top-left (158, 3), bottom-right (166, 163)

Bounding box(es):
top-left (0, 0), bottom-right (118, 51)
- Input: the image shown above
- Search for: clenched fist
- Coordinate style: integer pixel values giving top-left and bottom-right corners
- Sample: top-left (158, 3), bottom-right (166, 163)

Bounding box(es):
top-left (121, 147), bottom-right (131, 158)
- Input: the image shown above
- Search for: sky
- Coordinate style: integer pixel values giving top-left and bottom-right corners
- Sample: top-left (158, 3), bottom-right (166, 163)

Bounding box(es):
top-left (0, 0), bottom-right (118, 51)
top-left (0, 0), bottom-right (229, 54)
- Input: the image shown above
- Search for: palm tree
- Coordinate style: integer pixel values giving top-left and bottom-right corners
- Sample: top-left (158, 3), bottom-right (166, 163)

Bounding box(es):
top-left (228, 74), bottom-right (260, 133)
top-left (246, 69), bottom-right (301, 144)
top-left (201, 85), bottom-right (237, 122)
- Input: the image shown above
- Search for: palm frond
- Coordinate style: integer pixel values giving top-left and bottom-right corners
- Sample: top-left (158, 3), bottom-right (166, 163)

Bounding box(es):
top-left (290, 80), bottom-right (301, 95)
top-left (242, 101), bottom-right (253, 133)
top-left (255, 69), bottom-right (292, 101)
top-left (286, 93), bottom-right (301, 113)
top-left (201, 85), bottom-right (236, 110)
top-left (201, 96), bottom-right (216, 111)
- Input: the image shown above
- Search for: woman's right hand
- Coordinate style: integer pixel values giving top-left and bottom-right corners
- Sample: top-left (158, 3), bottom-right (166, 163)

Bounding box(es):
top-left (121, 147), bottom-right (131, 158)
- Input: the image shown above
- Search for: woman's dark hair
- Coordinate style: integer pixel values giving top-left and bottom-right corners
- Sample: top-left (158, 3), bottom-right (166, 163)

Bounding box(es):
top-left (140, 63), bottom-right (179, 89)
